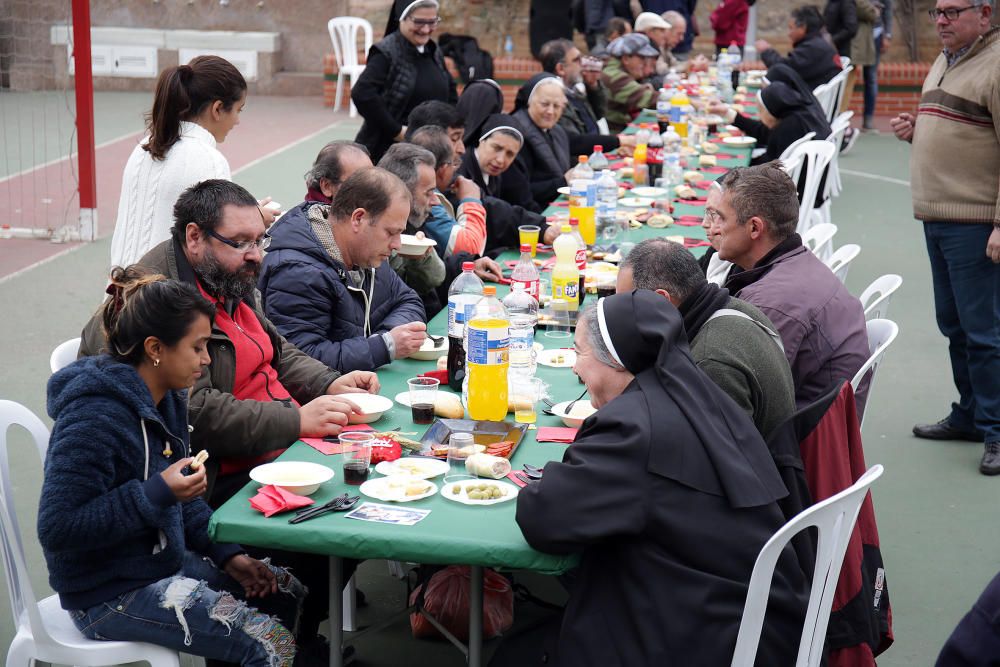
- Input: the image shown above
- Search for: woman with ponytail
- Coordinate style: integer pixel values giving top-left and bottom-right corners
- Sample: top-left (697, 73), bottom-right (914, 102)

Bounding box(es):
top-left (38, 266), bottom-right (305, 666)
top-left (111, 56), bottom-right (275, 268)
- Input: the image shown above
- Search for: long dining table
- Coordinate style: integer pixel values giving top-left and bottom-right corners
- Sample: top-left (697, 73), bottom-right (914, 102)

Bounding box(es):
top-left (208, 106), bottom-right (755, 667)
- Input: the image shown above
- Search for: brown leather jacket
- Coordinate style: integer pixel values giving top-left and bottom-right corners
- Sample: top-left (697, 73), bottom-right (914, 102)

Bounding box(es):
top-left (80, 238), bottom-right (341, 497)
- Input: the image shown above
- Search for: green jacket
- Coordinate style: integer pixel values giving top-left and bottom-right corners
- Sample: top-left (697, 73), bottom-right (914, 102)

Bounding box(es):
top-left (601, 57), bottom-right (657, 134)
top-left (79, 238), bottom-right (341, 498)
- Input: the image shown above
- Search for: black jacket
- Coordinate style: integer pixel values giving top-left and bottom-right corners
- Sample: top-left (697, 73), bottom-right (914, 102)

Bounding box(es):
top-left (824, 0), bottom-right (859, 56)
top-left (761, 31), bottom-right (843, 89)
top-left (734, 79), bottom-right (832, 165)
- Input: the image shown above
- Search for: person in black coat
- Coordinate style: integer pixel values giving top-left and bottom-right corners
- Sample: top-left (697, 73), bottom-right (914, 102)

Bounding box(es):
top-left (351, 0), bottom-right (457, 163)
top-left (824, 0), bottom-right (859, 57)
top-left (508, 74), bottom-right (574, 212)
top-left (456, 78), bottom-right (505, 150)
top-left (710, 66), bottom-right (832, 165)
top-left (756, 5), bottom-right (843, 89)
top-left (510, 291), bottom-right (809, 667)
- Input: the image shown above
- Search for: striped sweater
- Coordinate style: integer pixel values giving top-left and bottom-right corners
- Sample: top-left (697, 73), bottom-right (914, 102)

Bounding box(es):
top-left (601, 57), bottom-right (657, 134)
top-left (910, 26), bottom-right (1000, 225)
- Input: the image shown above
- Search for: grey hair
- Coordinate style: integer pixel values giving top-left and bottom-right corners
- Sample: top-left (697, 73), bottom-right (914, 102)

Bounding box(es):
top-left (304, 140), bottom-right (370, 191)
top-left (620, 238), bottom-right (706, 302)
top-left (578, 305), bottom-right (624, 369)
top-left (663, 10), bottom-right (686, 27)
top-left (973, 0), bottom-right (994, 7)
top-left (377, 143), bottom-right (436, 192)
top-left (408, 125), bottom-right (454, 169)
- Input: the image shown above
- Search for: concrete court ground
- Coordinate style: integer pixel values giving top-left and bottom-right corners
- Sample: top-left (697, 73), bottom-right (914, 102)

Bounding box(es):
top-left (0, 94), bottom-right (996, 665)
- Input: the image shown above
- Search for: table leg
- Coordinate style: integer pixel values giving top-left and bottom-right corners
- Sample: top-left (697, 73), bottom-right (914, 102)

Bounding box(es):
top-left (328, 556), bottom-right (343, 667)
top-left (468, 565), bottom-right (483, 667)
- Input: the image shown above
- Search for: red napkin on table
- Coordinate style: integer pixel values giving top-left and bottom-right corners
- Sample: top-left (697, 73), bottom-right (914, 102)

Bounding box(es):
top-left (608, 160), bottom-right (627, 170)
top-left (420, 369), bottom-right (449, 384)
top-left (302, 437), bottom-right (364, 455)
top-left (550, 201), bottom-right (569, 208)
top-left (693, 180), bottom-right (714, 190)
top-left (674, 198), bottom-right (708, 206)
top-left (536, 426), bottom-right (579, 443)
top-left (684, 238), bottom-right (713, 248)
top-left (505, 471), bottom-right (528, 488)
top-left (715, 153), bottom-right (737, 160)
top-left (675, 215), bottom-right (704, 226)
top-left (703, 166), bottom-right (728, 174)
top-left (249, 484), bottom-right (314, 517)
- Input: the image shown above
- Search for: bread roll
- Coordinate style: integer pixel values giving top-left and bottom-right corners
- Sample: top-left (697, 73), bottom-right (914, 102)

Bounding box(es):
top-left (683, 170), bottom-right (702, 183)
top-left (698, 155), bottom-right (717, 167)
top-left (465, 453), bottom-right (512, 479)
top-left (434, 393), bottom-right (465, 419)
top-left (700, 142), bottom-right (719, 154)
top-left (646, 214), bottom-right (674, 228)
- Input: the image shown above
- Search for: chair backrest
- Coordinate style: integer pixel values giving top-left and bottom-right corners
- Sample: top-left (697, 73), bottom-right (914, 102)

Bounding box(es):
top-left (831, 66), bottom-right (854, 123)
top-left (327, 17), bottom-right (373, 71)
top-left (839, 56), bottom-right (852, 70)
top-left (779, 131), bottom-right (817, 162)
top-left (859, 274), bottom-right (902, 321)
top-left (0, 400), bottom-right (53, 645)
top-left (824, 111), bottom-right (854, 199)
top-left (811, 80), bottom-right (836, 122)
top-left (781, 152), bottom-right (804, 181)
top-left (49, 337), bottom-right (81, 374)
top-left (791, 141), bottom-right (837, 234)
top-left (825, 243), bottom-right (861, 284)
top-left (851, 318), bottom-right (899, 393)
top-left (731, 464), bottom-right (884, 667)
top-left (801, 222), bottom-right (838, 262)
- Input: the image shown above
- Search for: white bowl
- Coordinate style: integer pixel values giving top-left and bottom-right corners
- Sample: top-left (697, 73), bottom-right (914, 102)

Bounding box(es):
top-left (249, 461), bottom-right (334, 496)
top-left (722, 136), bottom-right (757, 148)
top-left (399, 234), bottom-right (437, 256)
top-left (341, 393), bottom-right (394, 424)
top-left (408, 336), bottom-right (449, 361)
top-left (550, 400), bottom-right (598, 427)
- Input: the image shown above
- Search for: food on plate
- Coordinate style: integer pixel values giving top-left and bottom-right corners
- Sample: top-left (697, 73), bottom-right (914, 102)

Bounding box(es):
top-left (674, 185), bottom-right (698, 200)
top-left (485, 440), bottom-right (515, 458)
top-left (405, 481), bottom-right (432, 496)
top-left (699, 155), bottom-right (717, 167)
top-left (434, 392), bottom-right (465, 419)
top-left (190, 449), bottom-right (209, 470)
top-left (629, 219), bottom-right (644, 230)
top-left (567, 402), bottom-right (598, 419)
top-left (700, 142), bottom-right (719, 154)
top-left (369, 436), bottom-right (402, 463)
top-left (436, 356), bottom-right (448, 370)
top-left (380, 477), bottom-right (433, 498)
top-left (681, 146), bottom-right (698, 157)
top-left (458, 482), bottom-right (509, 501)
top-left (445, 443), bottom-right (486, 459)
top-left (646, 214), bottom-right (674, 229)
top-left (370, 431), bottom-right (424, 452)
top-left (619, 167), bottom-right (634, 179)
top-left (465, 453), bottom-right (512, 479)
top-left (683, 170), bottom-right (702, 183)
top-left (431, 443), bottom-right (451, 457)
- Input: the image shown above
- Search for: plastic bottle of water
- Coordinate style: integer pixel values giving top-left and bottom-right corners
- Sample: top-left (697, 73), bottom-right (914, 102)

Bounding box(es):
top-left (728, 42), bottom-right (742, 88)
top-left (510, 243), bottom-right (541, 300)
top-left (647, 128), bottom-right (664, 184)
top-left (596, 169), bottom-right (618, 243)
top-left (717, 47), bottom-right (735, 103)
top-left (656, 88), bottom-right (672, 133)
top-left (466, 286), bottom-right (509, 420)
top-left (572, 155), bottom-right (594, 182)
top-left (504, 35), bottom-right (514, 57)
top-left (503, 284), bottom-right (538, 378)
top-left (635, 123), bottom-right (651, 147)
top-left (588, 145), bottom-right (609, 172)
top-left (447, 261), bottom-right (484, 391)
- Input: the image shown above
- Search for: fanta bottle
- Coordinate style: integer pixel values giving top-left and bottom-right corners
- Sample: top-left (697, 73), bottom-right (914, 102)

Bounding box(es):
top-left (466, 286), bottom-right (510, 420)
top-left (552, 225), bottom-right (581, 312)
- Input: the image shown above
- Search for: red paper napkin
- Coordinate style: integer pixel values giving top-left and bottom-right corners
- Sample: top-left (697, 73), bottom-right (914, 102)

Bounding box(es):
top-left (715, 153), bottom-right (737, 160)
top-left (684, 238), bottom-right (713, 248)
top-left (420, 369), bottom-right (449, 384)
top-left (249, 484), bottom-right (314, 517)
top-left (674, 198), bottom-right (708, 206)
top-left (703, 166), bottom-right (728, 174)
top-left (550, 201), bottom-right (569, 208)
top-left (693, 180), bottom-right (714, 190)
top-left (302, 437), bottom-right (364, 455)
top-left (505, 471), bottom-right (528, 488)
top-left (675, 215), bottom-right (704, 226)
top-left (536, 426), bottom-right (579, 443)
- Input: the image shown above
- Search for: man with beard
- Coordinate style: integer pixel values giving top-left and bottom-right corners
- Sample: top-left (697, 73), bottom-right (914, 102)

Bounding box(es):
top-left (259, 167), bottom-right (427, 372)
top-left (80, 178), bottom-right (378, 662)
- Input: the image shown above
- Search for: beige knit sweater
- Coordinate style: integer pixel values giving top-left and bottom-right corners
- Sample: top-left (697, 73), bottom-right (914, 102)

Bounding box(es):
top-left (910, 26), bottom-right (1000, 225)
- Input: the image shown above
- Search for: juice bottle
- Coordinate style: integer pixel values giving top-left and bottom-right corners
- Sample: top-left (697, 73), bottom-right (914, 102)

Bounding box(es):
top-left (670, 89), bottom-right (690, 138)
top-left (633, 126), bottom-right (649, 186)
top-left (466, 286), bottom-right (509, 421)
top-left (569, 178), bottom-right (596, 246)
top-left (568, 218), bottom-right (587, 306)
top-left (551, 224), bottom-right (581, 312)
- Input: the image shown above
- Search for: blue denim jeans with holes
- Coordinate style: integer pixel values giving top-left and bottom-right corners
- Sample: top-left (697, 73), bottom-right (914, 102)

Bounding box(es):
top-left (68, 551), bottom-right (306, 667)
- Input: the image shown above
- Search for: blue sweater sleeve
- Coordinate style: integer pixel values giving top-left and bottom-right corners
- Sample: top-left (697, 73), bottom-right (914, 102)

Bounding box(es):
top-left (181, 497), bottom-right (243, 566)
top-left (371, 264), bottom-right (427, 332)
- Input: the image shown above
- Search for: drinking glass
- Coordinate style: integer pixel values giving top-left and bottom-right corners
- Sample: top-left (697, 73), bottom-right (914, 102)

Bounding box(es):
top-left (545, 297), bottom-right (573, 339)
top-left (511, 377), bottom-right (544, 424)
top-left (445, 432), bottom-right (476, 484)
top-left (518, 225), bottom-right (541, 257)
top-left (341, 433), bottom-right (374, 485)
top-left (407, 377), bottom-right (440, 424)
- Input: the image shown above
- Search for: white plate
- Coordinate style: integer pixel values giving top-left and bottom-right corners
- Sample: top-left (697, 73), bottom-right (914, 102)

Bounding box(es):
top-left (442, 479), bottom-right (519, 505)
top-left (630, 187), bottom-right (668, 198)
top-left (340, 393), bottom-right (394, 424)
top-left (722, 136), bottom-right (757, 147)
top-left (360, 475), bottom-right (438, 502)
top-left (549, 400), bottom-right (598, 428)
top-left (619, 197), bottom-right (655, 208)
top-left (399, 234), bottom-right (438, 255)
top-left (394, 391), bottom-right (414, 408)
top-left (537, 348), bottom-right (576, 368)
top-left (557, 186), bottom-right (572, 196)
top-left (408, 336), bottom-right (449, 361)
top-left (249, 461), bottom-right (334, 496)
top-left (375, 457), bottom-right (450, 479)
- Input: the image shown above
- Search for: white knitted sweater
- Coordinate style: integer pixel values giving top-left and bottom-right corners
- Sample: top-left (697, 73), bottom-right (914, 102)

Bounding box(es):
top-left (110, 122), bottom-right (231, 268)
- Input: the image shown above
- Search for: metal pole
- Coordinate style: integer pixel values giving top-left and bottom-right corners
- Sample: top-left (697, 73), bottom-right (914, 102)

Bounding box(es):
top-left (71, 0), bottom-right (97, 241)
top-left (329, 557), bottom-right (344, 667)
top-left (468, 565), bottom-right (484, 667)
top-left (743, 3), bottom-right (759, 63)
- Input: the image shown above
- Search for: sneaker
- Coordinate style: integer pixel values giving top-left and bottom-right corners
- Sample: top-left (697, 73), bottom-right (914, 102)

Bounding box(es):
top-left (840, 127), bottom-right (860, 154)
top-left (981, 442), bottom-right (1000, 476)
top-left (913, 418), bottom-right (983, 442)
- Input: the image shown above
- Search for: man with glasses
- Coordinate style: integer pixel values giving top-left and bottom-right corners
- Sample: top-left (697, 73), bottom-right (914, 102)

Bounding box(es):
top-left (890, 0), bottom-right (1000, 475)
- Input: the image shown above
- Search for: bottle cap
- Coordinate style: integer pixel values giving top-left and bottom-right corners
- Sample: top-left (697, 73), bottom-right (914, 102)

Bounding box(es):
top-left (569, 218), bottom-right (580, 226)
top-left (579, 155), bottom-right (588, 163)
top-left (520, 243), bottom-right (531, 253)
top-left (483, 286), bottom-right (497, 296)
top-left (593, 145), bottom-right (602, 152)
top-left (561, 224), bottom-right (572, 233)
top-left (462, 261), bottom-right (475, 271)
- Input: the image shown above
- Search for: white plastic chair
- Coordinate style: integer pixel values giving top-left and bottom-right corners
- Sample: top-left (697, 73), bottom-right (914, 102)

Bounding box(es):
top-left (858, 274), bottom-right (903, 321)
top-left (778, 131), bottom-right (816, 162)
top-left (49, 337), bottom-right (80, 373)
top-left (811, 80), bottom-right (836, 122)
top-left (831, 66), bottom-right (854, 124)
top-left (327, 17), bottom-right (373, 118)
top-left (825, 244), bottom-right (861, 284)
top-left (790, 141), bottom-right (837, 235)
top-left (839, 56), bottom-right (852, 70)
top-left (850, 319), bottom-right (899, 431)
top-left (827, 111), bottom-right (854, 198)
top-left (731, 464), bottom-right (884, 667)
top-left (801, 223), bottom-right (838, 262)
top-left (781, 152), bottom-right (804, 181)
top-left (0, 400), bottom-right (182, 667)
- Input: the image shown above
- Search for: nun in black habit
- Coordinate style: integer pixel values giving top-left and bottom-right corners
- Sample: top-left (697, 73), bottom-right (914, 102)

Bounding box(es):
top-left (514, 291), bottom-right (809, 667)
top-left (456, 78), bottom-right (505, 149)
top-left (508, 74), bottom-right (574, 212)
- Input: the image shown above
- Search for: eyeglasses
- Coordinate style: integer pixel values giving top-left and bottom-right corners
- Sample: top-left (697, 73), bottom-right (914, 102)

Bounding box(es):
top-left (703, 208), bottom-right (723, 224)
top-left (927, 5), bottom-right (979, 20)
top-left (407, 17), bottom-right (441, 28)
top-left (206, 228), bottom-right (271, 253)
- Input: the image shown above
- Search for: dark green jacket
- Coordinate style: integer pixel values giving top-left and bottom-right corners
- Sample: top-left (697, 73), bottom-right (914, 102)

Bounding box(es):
top-left (601, 57), bottom-right (657, 133)
top-left (79, 238), bottom-right (341, 498)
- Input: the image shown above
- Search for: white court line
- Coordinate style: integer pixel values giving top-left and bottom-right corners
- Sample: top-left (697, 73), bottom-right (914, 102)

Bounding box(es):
top-left (840, 168), bottom-right (910, 187)
top-left (232, 119), bottom-right (348, 176)
top-left (0, 130), bottom-right (143, 186)
top-left (0, 243), bottom-right (87, 286)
